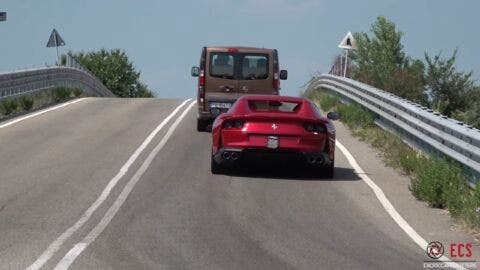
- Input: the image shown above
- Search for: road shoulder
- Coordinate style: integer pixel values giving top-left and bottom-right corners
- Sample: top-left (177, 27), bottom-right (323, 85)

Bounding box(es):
top-left (334, 120), bottom-right (480, 261)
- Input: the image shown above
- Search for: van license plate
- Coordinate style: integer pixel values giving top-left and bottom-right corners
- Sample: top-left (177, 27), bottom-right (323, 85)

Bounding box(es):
top-left (210, 102), bottom-right (232, 109)
top-left (267, 136), bottom-right (279, 149)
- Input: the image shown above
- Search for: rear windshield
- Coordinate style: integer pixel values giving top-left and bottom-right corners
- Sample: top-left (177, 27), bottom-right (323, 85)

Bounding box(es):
top-left (210, 52), bottom-right (269, 80)
top-left (248, 100), bottom-right (301, 112)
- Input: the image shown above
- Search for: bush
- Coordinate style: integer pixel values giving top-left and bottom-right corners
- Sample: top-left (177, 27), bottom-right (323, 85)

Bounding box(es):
top-left (19, 96), bottom-right (34, 111)
top-left (53, 87), bottom-right (72, 102)
top-left (73, 88), bottom-right (84, 97)
top-left (397, 146), bottom-right (419, 175)
top-left (337, 103), bottom-right (376, 128)
top-left (1, 99), bottom-right (19, 115)
top-left (303, 91), bottom-right (375, 128)
top-left (66, 49), bottom-right (153, 97)
top-left (465, 188), bottom-right (480, 227)
top-left (409, 155), bottom-right (474, 215)
top-left (411, 157), bottom-right (449, 208)
top-left (319, 95), bottom-right (339, 111)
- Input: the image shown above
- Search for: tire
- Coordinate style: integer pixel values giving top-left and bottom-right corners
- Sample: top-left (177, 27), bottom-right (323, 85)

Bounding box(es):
top-left (324, 159), bottom-right (335, 178)
top-left (211, 152), bottom-right (223, 174)
top-left (197, 118), bottom-right (207, 132)
top-left (310, 159), bottom-right (334, 178)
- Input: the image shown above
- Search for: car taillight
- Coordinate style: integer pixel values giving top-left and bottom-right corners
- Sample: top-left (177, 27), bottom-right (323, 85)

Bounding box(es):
top-left (224, 120), bottom-right (244, 129)
top-left (273, 73), bottom-right (280, 90)
top-left (304, 122), bottom-right (326, 133)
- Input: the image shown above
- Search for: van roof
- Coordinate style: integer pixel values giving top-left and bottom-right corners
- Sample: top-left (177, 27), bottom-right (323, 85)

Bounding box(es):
top-left (206, 46), bottom-right (275, 53)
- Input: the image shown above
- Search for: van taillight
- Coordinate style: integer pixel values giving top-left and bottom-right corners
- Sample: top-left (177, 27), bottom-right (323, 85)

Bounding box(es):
top-left (199, 86), bottom-right (205, 99)
top-left (199, 70), bottom-right (205, 108)
top-left (273, 73), bottom-right (280, 90)
top-left (199, 70), bottom-right (205, 86)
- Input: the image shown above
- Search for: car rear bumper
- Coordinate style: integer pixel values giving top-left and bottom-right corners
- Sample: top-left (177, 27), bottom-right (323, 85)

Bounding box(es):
top-left (213, 147), bottom-right (332, 167)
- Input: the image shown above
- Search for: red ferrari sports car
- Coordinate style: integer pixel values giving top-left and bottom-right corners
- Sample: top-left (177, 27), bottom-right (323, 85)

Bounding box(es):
top-left (211, 95), bottom-right (338, 177)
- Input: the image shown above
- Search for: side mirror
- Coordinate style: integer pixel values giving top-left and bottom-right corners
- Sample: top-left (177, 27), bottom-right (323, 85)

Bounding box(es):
top-left (191, 66), bottom-right (200, 77)
top-left (327, 112), bottom-right (339, 121)
top-left (280, 70), bottom-right (288, 80)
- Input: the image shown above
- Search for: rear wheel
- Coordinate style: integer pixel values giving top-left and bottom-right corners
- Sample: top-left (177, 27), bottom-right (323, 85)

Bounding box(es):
top-left (310, 159), bottom-right (334, 178)
top-left (197, 118), bottom-right (208, 132)
top-left (211, 151), bottom-right (224, 174)
top-left (324, 159), bottom-right (334, 178)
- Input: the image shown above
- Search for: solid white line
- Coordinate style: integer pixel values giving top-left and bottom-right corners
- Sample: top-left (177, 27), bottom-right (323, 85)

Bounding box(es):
top-left (54, 100), bottom-right (197, 270)
top-left (0, 98), bottom-right (87, 129)
top-left (26, 99), bottom-right (192, 270)
top-left (335, 140), bottom-right (464, 270)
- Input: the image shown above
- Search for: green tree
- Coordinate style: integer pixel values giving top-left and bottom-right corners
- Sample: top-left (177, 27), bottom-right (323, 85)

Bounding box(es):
top-left (351, 16), bottom-right (426, 103)
top-left (64, 49), bottom-right (154, 98)
top-left (452, 89), bottom-right (480, 128)
top-left (450, 84), bottom-right (480, 128)
top-left (424, 50), bottom-right (475, 116)
top-left (136, 82), bottom-right (155, 98)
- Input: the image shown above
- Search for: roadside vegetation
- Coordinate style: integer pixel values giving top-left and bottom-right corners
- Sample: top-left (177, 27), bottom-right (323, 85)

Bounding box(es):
top-left (334, 16), bottom-right (480, 129)
top-left (302, 89), bottom-right (480, 229)
top-left (62, 49), bottom-right (155, 98)
top-left (0, 87), bottom-right (84, 118)
top-left (303, 16), bottom-right (480, 230)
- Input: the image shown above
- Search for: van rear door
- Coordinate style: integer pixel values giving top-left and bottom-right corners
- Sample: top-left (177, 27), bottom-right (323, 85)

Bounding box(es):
top-left (236, 52), bottom-right (275, 95)
top-left (205, 50), bottom-right (239, 109)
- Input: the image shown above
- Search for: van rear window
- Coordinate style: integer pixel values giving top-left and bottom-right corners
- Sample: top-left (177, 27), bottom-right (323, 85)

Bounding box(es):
top-left (248, 100), bottom-right (301, 112)
top-left (209, 53), bottom-right (269, 80)
top-left (210, 53), bottom-right (234, 79)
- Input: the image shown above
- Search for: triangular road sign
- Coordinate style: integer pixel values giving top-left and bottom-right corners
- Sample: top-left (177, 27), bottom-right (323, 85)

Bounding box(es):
top-left (46, 29), bottom-right (66, 47)
top-left (338, 32), bottom-right (356, 50)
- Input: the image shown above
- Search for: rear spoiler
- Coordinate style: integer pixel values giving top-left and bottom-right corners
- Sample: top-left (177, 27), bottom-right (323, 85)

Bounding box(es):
top-left (228, 113), bottom-right (329, 124)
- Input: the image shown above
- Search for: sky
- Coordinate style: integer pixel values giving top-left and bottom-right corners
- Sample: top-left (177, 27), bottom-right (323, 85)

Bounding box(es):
top-left (0, 0), bottom-right (479, 98)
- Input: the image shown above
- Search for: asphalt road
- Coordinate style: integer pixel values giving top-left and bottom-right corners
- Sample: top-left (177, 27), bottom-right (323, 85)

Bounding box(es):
top-left (0, 98), bottom-right (476, 269)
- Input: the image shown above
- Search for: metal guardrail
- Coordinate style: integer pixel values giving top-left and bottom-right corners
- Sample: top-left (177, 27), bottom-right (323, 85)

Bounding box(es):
top-left (0, 56), bottom-right (114, 100)
top-left (309, 74), bottom-right (480, 184)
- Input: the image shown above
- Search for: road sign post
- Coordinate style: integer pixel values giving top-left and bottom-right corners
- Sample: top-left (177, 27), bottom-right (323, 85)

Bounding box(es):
top-left (343, 49), bottom-right (349, 77)
top-left (338, 32), bottom-right (357, 77)
top-left (46, 29), bottom-right (66, 65)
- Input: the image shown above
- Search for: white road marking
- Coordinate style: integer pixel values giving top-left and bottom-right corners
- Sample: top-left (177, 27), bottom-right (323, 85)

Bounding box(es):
top-left (0, 98), bottom-right (86, 129)
top-left (336, 140), bottom-right (464, 269)
top-left (54, 100), bottom-right (197, 270)
top-left (26, 99), bottom-right (192, 270)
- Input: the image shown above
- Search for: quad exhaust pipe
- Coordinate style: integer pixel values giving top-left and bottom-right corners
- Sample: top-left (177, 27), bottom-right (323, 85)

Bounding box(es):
top-left (222, 151), bottom-right (239, 161)
top-left (222, 151), bottom-right (231, 160)
top-left (315, 155), bottom-right (324, 165)
top-left (308, 155), bottom-right (325, 165)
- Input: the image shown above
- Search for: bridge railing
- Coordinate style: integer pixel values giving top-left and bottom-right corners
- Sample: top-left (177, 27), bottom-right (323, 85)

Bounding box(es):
top-left (309, 74), bottom-right (480, 185)
top-left (0, 55), bottom-right (114, 100)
